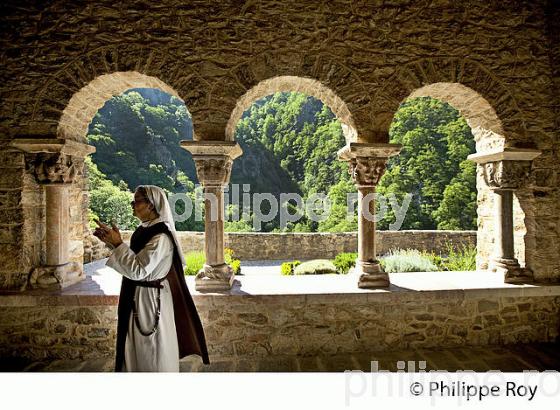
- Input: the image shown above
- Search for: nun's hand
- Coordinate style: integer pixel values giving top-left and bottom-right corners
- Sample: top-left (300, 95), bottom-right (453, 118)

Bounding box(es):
top-left (93, 220), bottom-right (123, 248)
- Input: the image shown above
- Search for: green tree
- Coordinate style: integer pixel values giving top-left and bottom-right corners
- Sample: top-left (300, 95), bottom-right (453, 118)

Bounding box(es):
top-left (318, 179), bottom-right (358, 232)
top-left (433, 160), bottom-right (477, 230)
top-left (377, 97), bottom-right (476, 230)
top-left (232, 92), bottom-right (349, 232)
top-left (87, 88), bottom-right (196, 193)
top-left (86, 157), bottom-right (137, 230)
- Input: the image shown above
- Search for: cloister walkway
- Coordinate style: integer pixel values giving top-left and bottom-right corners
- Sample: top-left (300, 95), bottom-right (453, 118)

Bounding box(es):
top-left (2, 342), bottom-right (560, 372)
top-left (2, 260), bottom-right (560, 373)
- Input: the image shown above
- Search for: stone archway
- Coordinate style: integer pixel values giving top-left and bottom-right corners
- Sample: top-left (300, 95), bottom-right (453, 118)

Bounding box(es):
top-left (13, 71), bottom-right (190, 290)
top-left (372, 60), bottom-right (539, 280)
top-left (394, 82), bottom-right (511, 272)
top-left (57, 71), bottom-right (183, 142)
top-left (225, 75), bottom-right (358, 144)
top-left (60, 72), bottom-right (191, 268)
top-left (371, 58), bottom-right (527, 143)
top-left (28, 45), bottom-right (207, 141)
top-left (183, 75), bottom-right (358, 290)
top-left (195, 49), bottom-right (374, 141)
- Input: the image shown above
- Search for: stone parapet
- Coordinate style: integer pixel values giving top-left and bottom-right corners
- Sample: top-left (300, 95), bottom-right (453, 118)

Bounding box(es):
top-left (1, 273), bottom-right (558, 362)
top-left (117, 230), bottom-right (476, 261)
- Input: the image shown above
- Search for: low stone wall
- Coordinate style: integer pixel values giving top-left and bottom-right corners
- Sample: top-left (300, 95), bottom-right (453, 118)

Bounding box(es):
top-left (0, 305), bottom-right (117, 361)
top-left (115, 230), bottom-right (477, 261)
top-left (1, 284), bottom-right (558, 363)
top-left (199, 292), bottom-right (560, 358)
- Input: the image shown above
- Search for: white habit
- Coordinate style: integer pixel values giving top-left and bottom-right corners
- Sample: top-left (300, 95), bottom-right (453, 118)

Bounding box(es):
top-left (107, 216), bottom-right (180, 372)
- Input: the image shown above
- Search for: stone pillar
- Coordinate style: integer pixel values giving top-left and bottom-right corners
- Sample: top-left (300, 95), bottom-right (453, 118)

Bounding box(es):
top-left (338, 143), bottom-right (401, 288)
top-left (10, 139), bottom-right (96, 289)
top-left (468, 148), bottom-right (541, 283)
top-left (181, 141), bottom-right (242, 291)
top-left (45, 184), bottom-right (70, 266)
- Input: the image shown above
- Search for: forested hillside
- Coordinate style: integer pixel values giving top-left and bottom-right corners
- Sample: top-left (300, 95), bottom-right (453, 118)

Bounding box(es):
top-left (378, 97), bottom-right (477, 230)
top-left (86, 88), bottom-right (476, 232)
top-left (88, 88), bottom-right (196, 193)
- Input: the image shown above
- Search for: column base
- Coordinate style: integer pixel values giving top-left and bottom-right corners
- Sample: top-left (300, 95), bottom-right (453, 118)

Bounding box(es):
top-left (195, 263), bottom-right (234, 291)
top-left (353, 260), bottom-right (390, 288)
top-left (491, 258), bottom-right (534, 284)
top-left (29, 262), bottom-right (84, 289)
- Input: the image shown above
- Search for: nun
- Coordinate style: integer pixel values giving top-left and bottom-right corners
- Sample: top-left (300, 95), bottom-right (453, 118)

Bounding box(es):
top-left (93, 185), bottom-right (209, 372)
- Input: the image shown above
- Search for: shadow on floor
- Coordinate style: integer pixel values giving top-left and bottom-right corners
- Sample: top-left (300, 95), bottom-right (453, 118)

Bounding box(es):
top-left (2, 342), bottom-right (560, 373)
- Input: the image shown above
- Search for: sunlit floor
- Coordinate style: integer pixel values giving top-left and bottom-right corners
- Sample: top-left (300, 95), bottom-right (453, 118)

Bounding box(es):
top-left (74, 259), bottom-right (560, 297)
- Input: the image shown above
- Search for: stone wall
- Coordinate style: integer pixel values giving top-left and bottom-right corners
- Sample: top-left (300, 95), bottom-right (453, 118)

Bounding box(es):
top-left (0, 305), bottom-right (117, 361)
top-left (1, 287), bottom-right (558, 362)
top-left (0, 0), bottom-right (559, 289)
top-left (1, 1), bottom-right (556, 143)
top-left (0, 151), bottom-right (38, 291)
top-left (199, 292), bottom-right (560, 358)
top-left (117, 230), bottom-right (477, 261)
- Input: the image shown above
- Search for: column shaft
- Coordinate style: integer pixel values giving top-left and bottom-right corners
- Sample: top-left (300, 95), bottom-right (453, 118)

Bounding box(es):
top-left (357, 186), bottom-right (376, 266)
top-left (45, 184), bottom-right (69, 266)
top-left (495, 189), bottom-right (514, 261)
top-left (204, 186), bottom-right (225, 267)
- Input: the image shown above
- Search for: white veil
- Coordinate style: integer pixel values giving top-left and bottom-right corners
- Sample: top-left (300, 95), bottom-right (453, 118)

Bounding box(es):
top-left (140, 185), bottom-right (186, 266)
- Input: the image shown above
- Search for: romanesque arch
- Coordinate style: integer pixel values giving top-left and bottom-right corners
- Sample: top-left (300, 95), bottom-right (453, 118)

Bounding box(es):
top-left (372, 58), bottom-right (535, 275)
top-left (57, 72), bottom-right (183, 142)
top-left (14, 68), bottom-right (193, 290)
top-left (225, 75), bottom-right (358, 143)
top-left (29, 45), bottom-right (205, 141)
top-left (371, 58), bottom-right (527, 145)
top-left (198, 50), bottom-right (373, 141)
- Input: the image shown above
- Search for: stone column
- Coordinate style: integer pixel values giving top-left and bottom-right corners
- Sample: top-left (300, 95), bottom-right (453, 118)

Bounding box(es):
top-left (338, 143), bottom-right (401, 288)
top-left (181, 141), bottom-right (242, 291)
top-left (468, 148), bottom-right (541, 283)
top-left (45, 184), bottom-right (70, 266)
top-left (10, 139), bottom-right (96, 289)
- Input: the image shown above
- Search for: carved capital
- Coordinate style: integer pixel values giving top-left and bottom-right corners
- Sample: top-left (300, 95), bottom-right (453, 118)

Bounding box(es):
top-left (350, 157), bottom-right (387, 187)
top-left (482, 160), bottom-right (530, 190)
top-left (194, 156), bottom-right (232, 187)
top-left (29, 153), bottom-right (81, 184)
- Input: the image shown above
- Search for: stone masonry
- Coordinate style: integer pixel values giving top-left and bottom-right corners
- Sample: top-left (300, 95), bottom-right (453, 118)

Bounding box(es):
top-left (1, 0), bottom-right (560, 373)
top-left (1, 286), bottom-right (558, 362)
top-left (0, 1), bottom-right (559, 290)
top-left (114, 230), bottom-right (477, 262)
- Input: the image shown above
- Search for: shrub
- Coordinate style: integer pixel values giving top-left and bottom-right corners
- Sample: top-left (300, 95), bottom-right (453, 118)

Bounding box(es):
top-left (444, 243), bottom-right (476, 271)
top-left (332, 252), bottom-right (357, 274)
top-left (294, 259), bottom-right (337, 275)
top-left (379, 249), bottom-right (439, 273)
top-left (224, 248), bottom-right (242, 275)
top-left (281, 260), bottom-right (301, 276)
top-left (421, 251), bottom-right (446, 270)
top-left (184, 251), bottom-right (205, 276)
top-left (184, 249), bottom-right (242, 276)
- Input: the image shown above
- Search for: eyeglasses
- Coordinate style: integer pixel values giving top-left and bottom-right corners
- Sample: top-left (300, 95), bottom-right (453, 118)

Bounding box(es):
top-left (130, 198), bottom-right (148, 206)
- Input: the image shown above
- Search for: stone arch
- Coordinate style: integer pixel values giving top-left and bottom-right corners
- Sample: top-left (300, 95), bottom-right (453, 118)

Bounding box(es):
top-left (39, 65), bottom-right (196, 267)
top-left (407, 83), bottom-right (506, 152)
top-left (30, 45), bottom-right (207, 140)
top-left (371, 58), bottom-right (527, 146)
top-left (373, 58), bottom-right (532, 272)
top-left (57, 71), bottom-right (183, 143)
top-left (196, 49), bottom-right (372, 141)
top-left (225, 75), bottom-right (358, 143)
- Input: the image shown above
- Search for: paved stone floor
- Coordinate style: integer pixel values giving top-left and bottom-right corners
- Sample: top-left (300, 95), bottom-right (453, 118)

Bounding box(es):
top-left (2, 342), bottom-right (559, 372)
